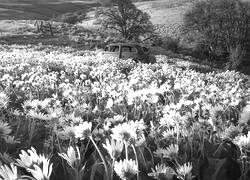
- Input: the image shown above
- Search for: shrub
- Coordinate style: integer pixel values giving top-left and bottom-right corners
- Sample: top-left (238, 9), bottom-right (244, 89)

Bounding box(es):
top-left (183, 0), bottom-right (250, 67)
top-left (56, 11), bottom-right (86, 24)
top-left (62, 13), bottom-right (78, 24)
top-left (161, 36), bottom-right (180, 53)
top-left (226, 45), bottom-right (246, 70)
top-left (97, 0), bottom-right (112, 7)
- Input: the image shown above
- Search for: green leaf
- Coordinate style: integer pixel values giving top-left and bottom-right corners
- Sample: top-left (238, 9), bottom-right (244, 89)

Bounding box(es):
top-left (211, 158), bottom-right (228, 180)
top-left (90, 162), bottom-right (100, 180)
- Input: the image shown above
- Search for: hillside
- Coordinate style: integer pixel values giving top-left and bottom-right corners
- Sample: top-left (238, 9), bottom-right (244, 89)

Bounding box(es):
top-left (0, 0), bottom-right (98, 20)
top-left (0, 0), bottom-right (192, 24)
top-left (136, 0), bottom-right (193, 24)
top-left (79, 0), bottom-right (193, 35)
top-left (0, 0), bottom-right (193, 40)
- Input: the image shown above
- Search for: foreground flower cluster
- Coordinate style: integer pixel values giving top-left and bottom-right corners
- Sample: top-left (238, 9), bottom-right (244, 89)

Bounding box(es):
top-left (0, 45), bottom-right (250, 180)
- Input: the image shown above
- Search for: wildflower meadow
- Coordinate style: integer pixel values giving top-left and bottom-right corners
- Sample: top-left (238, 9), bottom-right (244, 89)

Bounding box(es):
top-left (0, 45), bottom-right (250, 180)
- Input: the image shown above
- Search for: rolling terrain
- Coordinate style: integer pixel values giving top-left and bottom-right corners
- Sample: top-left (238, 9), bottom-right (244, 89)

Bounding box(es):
top-left (0, 0), bottom-right (193, 24)
top-left (0, 0), bottom-right (98, 20)
top-left (0, 0), bottom-right (193, 41)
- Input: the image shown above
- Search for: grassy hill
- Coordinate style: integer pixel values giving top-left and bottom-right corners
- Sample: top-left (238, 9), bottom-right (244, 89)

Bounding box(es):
top-left (0, 0), bottom-right (193, 23)
top-left (0, 0), bottom-right (98, 20)
top-left (77, 0), bottom-right (194, 37)
top-left (136, 0), bottom-right (193, 25)
top-left (0, 0), bottom-right (193, 46)
top-left (0, 0), bottom-right (194, 38)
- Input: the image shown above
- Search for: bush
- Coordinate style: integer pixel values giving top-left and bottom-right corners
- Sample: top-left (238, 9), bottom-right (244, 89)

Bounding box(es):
top-left (183, 0), bottom-right (250, 67)
top-left (226, 45), bottom-right (246, 70)
top-left (56, 11), bottom-right (86, 24)
top-left (97, 0), bottom-right (112, 7)
top-left (62, 14), bottom-right (79, 24)
top-left (160, 36), bottom-right (180, 53)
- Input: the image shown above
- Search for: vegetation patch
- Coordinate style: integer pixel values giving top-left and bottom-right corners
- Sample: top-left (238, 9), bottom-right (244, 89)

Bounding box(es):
top-left (0, 45), bottom-right (249, 180)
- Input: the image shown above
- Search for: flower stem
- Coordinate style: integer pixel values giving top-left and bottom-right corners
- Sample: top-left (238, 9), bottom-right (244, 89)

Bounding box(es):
top-left (139, 147), bottom-right (148, 172)
top-left (132, 144), bottom-right (140, 180)
top-left (124, 141), bottom-right (128, 160)
top-left (75, 168), bottom-right (80, 180)
top-left (89, 136), bottom-right (109, 180)
top-left (111, 158), bottom-right (115, 180)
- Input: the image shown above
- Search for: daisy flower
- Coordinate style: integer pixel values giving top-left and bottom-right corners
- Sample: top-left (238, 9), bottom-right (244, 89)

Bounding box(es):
top-left (210, 105), bottom-right (225, 122)
top-left (16, 147), bottom-right (41, 168)
top-left (58, 146), bottom-right (80, 169)
top-left (0, 91), bottom-right (9, 109)
top-left (3, 136), bottom-right (20, 144)
top-left (177, 162), bottom-right (193, 180)
top-left (27, 110), bottom-right (50, 121)
top-left (234, 131), bottom-right (250, 152)
top-left (148, 164), bottom-right (176, 180)
top-left (159, 111), bottom-right (180, 127)
top-left (106, 115), bottom-right (125, 124)
top-left (113, 115), bottom-right (125, 122)
top-left (239, 103), bottom-right (250, 124)
top-left (114, 159), bottom-right (138, 180)
top-left (28, 157), bottom-right (53, 180)
top-left (162, 127), bottom-right (178, 140)
top-left (154, 144), bottom-right (179, 161)
top-left (0, 163), bottom-right (19, 180)
top-left (0, 121), bottom-right (12, 138)
top-left (163, 144), bottom-right (179, 160)
top-left (47, 107), bottom-right (63, 120)
top-left (132, 119), bottom-right (146, 134)
top-left (73, 121), bottom-right (92, 140)
top-left (103, 138), bottom-right (123, 159)
top-left (106, 98), bottom-right (114, 109)
top-left (111, 122), bottom-right (137, 143)
top-left (221, 125), bottom-right (241, 140)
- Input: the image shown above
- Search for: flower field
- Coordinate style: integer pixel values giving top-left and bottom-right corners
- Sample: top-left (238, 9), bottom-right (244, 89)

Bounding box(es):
top-left (0, 45), bottom-right (250, 180)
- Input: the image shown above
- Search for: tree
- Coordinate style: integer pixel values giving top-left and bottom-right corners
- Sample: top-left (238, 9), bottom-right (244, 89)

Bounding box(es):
top-left (98, 0), bottom-right (153, 40)
top-left (183, 0), bottom-right (250, 68)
